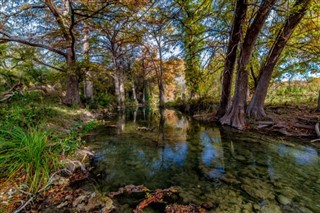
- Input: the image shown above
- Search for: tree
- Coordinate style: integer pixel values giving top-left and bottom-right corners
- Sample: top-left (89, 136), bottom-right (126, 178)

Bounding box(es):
top-left (0, 0), bottom-right (111, 106)
top-left (83, 21), bottom-right (94, 103)
top-left (173, 0), bottom-right (212, 98)
top-left (216, 0), bottom-right (247, 119)
top-left (220, 0), bottom-right (277, 130)
top-left (247, 0), bottom-right (313, 119)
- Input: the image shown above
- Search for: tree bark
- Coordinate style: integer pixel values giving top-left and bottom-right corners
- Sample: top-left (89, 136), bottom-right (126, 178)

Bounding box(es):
top-left (83, 22), bottom-right (94, 103)
top-left (132, 80), bottom-right (138, 105)
top-left (216, 0), bottom-right (247, 119)
top-left (220, 0), bottom-right (277, 130)
top-left (247, 0), bottom-right (312, 119)
top-left (63, 45), bottom-right (81, 106)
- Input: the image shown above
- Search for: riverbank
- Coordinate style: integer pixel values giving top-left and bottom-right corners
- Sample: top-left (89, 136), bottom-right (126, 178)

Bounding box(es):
top-left (193, 105), bottom-right (320, 141)
top-left (169, 99), bottom-right (320, 141)
top-left (0, 91), bottom-right (107, 212)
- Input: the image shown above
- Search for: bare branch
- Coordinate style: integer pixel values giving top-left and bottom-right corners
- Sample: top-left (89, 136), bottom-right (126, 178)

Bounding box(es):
top-left (0, 37), bottom-right (66, 57)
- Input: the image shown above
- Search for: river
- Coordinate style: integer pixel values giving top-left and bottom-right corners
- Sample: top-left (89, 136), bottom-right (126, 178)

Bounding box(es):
top-left (86, 108), bottom-right (320, 213)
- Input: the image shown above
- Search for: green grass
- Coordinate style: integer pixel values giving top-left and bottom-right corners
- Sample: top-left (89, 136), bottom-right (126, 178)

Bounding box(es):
top-left (0, 91), bottom-right (101, 193)
top-left (265, 80), bottom-right (320, 106)
top-left (0, 127), bottom-right (59, 192)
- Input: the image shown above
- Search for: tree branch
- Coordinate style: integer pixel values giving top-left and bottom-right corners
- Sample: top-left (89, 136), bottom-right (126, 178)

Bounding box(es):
top-left (33, 58), bottom-right (65, 72)
top-left (0, 37), bottom-right (66, 57)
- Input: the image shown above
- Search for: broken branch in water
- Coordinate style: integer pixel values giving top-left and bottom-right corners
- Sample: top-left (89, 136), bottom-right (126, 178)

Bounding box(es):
top-left (108, 185), bottom-right (150, 198)
top-left (134, 188), bottom-right (178, 213)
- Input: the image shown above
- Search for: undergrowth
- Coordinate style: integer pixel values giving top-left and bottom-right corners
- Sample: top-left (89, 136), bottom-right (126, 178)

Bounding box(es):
top-left (0, 127), bottom-right (59, 192)
top-left (0, 91), bottom-right (100, 193)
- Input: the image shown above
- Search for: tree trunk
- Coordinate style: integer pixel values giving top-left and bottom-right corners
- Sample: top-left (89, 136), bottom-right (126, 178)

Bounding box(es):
top-left (132, 80), bottom-right (138, 105)
top-left (119, 72), bottom-right (125, 108)
top-left (220, 0), bottom-right (276, 129)
top-left (216, 0), bottom-right (247, 119)
top-left (157, 39), bottom-right (165, 107)
top-left (83, 22), bottom-right (94, 103)
top-left (114, 69), bottom-right (125, 108)
top-left (63, 74), bottom-right (81, 106)
top-left (247, 0), bottom-right (312, 119)
top-left (142, 80), bottom-right (147, 105)
top-left (63, 47), bottom-right (81, 106)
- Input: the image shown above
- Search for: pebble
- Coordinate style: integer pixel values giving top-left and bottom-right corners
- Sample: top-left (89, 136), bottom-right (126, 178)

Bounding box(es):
top-left (277, 194), bottom-right (291, 205)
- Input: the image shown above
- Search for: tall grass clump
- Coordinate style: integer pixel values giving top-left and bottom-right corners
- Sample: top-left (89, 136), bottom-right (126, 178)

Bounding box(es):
top-left (0, 127), bottom-right (59, 192)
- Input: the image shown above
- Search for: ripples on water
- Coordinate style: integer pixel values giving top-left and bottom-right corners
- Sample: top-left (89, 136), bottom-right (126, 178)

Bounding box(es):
top-left (87, 108), bottom-right (320, 213)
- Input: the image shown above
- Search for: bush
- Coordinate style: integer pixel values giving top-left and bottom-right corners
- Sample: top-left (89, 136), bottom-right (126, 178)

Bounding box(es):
top-left (0, 127), bottom-right (59, 192)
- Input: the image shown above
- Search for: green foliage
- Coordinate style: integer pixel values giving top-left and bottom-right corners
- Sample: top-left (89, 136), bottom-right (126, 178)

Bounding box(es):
top-left (0, 127), bottom-right (59, 192)
top-left (95, 93), bottom-right (116, 109)
top-left (266, 80), bottom-right (320, 106)
top-left (175, 0), bottom-right (213, 97)
top-left (0, 91), bottom-right (58, 129)
top-left (168, 97), bottom-right (218, 114)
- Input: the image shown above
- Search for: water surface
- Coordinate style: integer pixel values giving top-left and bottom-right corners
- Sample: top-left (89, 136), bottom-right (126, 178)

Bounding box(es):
top-left (87, 108), bottom-right (320, 212)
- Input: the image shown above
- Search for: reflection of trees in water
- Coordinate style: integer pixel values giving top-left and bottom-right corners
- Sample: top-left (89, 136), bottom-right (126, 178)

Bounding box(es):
top-left (117, 109), bottom-right (126, 134)
top-left (92, 109), bottom-right (320, 211)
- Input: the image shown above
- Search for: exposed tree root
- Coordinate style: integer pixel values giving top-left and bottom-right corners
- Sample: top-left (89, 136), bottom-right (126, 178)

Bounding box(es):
top-left (246, 104), bottom-right (267, 120)
top-left (220, 105), bottom-right (246, 130)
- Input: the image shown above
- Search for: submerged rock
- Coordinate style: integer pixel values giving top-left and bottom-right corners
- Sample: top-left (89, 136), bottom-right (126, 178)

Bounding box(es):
top-left (279, 186), bottom-right (299, 199)
top-left (220, 172), bottom-right (241, 185)
top-left (277, 194), bottom-right (291, 205)
top-left (299, 206), bottom-right (313, 213)
top-left (235, 155), bottom-right (246, 161)
top-left (241, 178), bottom-right (275, 200)
top-left (260, 203), bottom-right (282, 213)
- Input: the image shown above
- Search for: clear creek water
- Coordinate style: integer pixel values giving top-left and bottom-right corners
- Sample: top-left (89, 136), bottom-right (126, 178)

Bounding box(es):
top-left (87, 108), bottom-right (320, 213)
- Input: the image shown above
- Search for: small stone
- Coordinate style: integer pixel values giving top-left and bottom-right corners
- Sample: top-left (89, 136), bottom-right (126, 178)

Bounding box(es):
top-left (103, 197), bottom-right (114, 212)
top-left (235, 155), bottom-right (246, 161)
top-left (65, 195), bottom-right (72, 200)
top-left (57, 201), bottom-right (69, 209)
top-left (277, 194), bottom-right (291, 205)
top-left (72, 195), bottom-right (87, 207)
top-left (76, 203), bottom-right (86, 212)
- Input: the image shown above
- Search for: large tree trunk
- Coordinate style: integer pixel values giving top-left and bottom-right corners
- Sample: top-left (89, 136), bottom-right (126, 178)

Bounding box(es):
top-left (220, 0), bottom-right (277, 129)
top-left (114, 68), bottom-right (125, 109)
top-left (46, 0), bottom-right (81, 106)
top-left (63, 47), bottom-right (81, 106)
top-left (247, 0), bottom-right (312, 119)
top-left (216, 0), bottom-right (247, 119)
top-left (83, 22), bottom-right (94, 103)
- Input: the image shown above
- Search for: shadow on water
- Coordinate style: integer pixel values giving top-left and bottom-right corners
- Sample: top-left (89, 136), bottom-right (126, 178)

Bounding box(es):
top-left (87, 108), bottom-right (320, 212)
